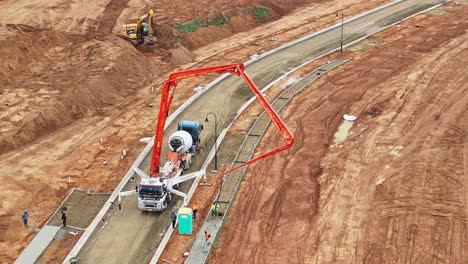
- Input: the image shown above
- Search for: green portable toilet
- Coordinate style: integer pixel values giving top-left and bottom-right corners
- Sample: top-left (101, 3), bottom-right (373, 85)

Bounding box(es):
top-left (178, 207), bottom-right (193, 234)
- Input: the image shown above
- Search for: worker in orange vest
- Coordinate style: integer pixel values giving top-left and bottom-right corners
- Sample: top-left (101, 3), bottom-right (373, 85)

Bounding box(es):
top-left (192, 203), bottom-right (199, 221)
top-left (204, 230), bottom-right (211, 250)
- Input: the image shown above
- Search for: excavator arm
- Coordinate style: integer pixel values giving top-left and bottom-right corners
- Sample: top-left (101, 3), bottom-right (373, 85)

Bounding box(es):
top-left (136, 9), bottom-right (154, 44)
top-left (149, 63), bottom-right (294, 177)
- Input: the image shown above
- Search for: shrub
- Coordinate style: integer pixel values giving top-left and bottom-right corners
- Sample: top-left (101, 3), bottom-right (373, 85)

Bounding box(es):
top-left (251, 6), bottom-right (270, 20)
top-left (173, 20), bottom-right (203, 33)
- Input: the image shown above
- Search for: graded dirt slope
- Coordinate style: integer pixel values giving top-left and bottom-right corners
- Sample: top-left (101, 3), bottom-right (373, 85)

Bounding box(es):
top-left (210, 3), bottom-right (468, 263)
top-left (0, 0), bottom-right (159, 155)
top-left (117, 0), bottom-right (327, 50)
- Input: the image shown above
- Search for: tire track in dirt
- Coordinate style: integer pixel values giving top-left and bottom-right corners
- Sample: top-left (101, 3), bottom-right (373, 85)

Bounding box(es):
top-left (210, 61), bottom-right (373, 263)
top-left (317, 14), bottom-right (468, 264)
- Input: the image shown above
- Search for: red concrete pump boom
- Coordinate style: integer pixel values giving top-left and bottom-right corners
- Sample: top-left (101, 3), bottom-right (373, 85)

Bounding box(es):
top-left (149, 63), bottom-right (294, 177)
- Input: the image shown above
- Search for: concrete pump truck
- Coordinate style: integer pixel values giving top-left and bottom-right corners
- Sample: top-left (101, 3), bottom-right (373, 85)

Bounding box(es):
top-left (119, 63), bottom-right (295, 212)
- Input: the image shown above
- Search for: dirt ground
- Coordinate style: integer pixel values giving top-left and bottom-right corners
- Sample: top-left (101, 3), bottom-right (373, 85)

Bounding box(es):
top-left (0, 0), bottom-right (393, 262)
top-left (210, 2), bottom-right (468, 264)
top-left (40, 232), bottom-right (82, 264)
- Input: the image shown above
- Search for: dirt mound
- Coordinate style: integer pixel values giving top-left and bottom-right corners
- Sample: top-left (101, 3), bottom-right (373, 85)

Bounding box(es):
top-left (258, 0), bottom-right (314, 14)
top-left (180, 9), bottom-right (260, 50)
top-left (0, 0), bottom-right (109, 39)
top-left (167, 44), bottom-right (195, 65)
top-left (176, 7), bottom-right (272, 50)
top-left (0, 30), bottom-right (77, 85)
top-left (156, 26), bottom-right (180, 50)
top-left (0, 30), bottom-right (156, 155)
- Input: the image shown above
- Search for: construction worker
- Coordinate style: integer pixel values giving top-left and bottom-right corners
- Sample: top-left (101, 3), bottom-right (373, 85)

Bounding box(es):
top-left (61, 211), bottom-right (67, 227)
top-left (192, 203), bottom-right (199, 221)
top-left (180, 155), bottom-right (187, 169)
top-left (211, 202), bottom-right (218, 219)
top-left (21, 210), bottom-right (29, 228)
top-left (170, 211), bottom-right (177, 229)
top-left (204, 230), bottom-right (211, 250)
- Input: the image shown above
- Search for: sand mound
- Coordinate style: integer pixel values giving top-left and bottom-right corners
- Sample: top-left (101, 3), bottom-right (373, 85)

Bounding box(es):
top-left (167, 44), bottom-right (195, 65)
top-left (0, 31), bottom-right (156, 154)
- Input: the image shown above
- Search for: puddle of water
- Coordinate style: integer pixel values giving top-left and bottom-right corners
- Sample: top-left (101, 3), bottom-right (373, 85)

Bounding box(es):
top-left (333, 120), bottom-right (354, 145)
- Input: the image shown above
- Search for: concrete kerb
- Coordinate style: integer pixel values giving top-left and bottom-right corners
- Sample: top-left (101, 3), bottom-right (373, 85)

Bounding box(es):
top-left (243, 0), bottom-right (405, 67)
top-left (180, 0), bottom-right (405, 71)
top-left (62, 1), bottom-right (448, 262)
top-left (63, 72), bottom-right (235, 264)
top-left (63, 141), bottom-right (155, 264)
top-left (149, 51), bottom-right (339, 264)
top-left (62, 74), bottom-right (241, 263)
top-left (148, 127), bottom-right (228, 264)
top-left (45, 188), bottom-right (75, 226)
top-left (156, 1), bottom-right (450, 263)
top-left (186, 1), bottom-right (450, 262)
top-left (149, 55), bottom-right (338, 264)
top-left (16, 189), bottom-right (75, 264)
top-left (192, 62), bottom-right (345, 264)
top-left (179, 62), bottom-right (347, 264)
top-left (66, 225), bottom-right (87, 231)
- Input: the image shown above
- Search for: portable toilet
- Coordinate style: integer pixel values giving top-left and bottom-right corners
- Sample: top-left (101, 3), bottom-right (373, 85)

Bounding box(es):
top-left (178, 207), bottom-right (193, 234)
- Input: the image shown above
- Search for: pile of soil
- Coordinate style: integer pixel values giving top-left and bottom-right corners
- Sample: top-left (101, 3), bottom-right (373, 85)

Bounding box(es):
top-left (167, 44), bottom-right (195, 64)
top-left (0, 30), bottom-right (157, 154)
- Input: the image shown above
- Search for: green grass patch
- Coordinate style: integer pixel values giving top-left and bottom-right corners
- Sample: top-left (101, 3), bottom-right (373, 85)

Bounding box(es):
top-left (208, 15), bottom-right (228, 26)
top-left (173, 14), bottom-right (229, 33)
top-left (251, 6), bottom-right (271, 20)
top-left (173, 20), bottom-right (203, 33)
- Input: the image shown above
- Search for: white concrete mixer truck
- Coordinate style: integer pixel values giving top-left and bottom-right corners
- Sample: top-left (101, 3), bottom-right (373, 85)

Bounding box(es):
top-left (119, 121), bottom-right (204, 212)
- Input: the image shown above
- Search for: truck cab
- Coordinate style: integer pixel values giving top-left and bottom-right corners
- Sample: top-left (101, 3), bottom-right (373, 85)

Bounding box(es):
top-left (138, 178), bottom-right (170, 211)
top-left (177, 121), bottom-right (203, 152)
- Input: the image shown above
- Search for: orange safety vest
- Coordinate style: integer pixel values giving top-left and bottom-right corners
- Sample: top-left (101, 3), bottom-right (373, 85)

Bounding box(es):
top-left (192, 204), bottom-right (199, 211)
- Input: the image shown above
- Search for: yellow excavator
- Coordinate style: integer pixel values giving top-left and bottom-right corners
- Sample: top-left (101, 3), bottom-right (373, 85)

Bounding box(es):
top-left (121, 9), bottom-right (156, 45)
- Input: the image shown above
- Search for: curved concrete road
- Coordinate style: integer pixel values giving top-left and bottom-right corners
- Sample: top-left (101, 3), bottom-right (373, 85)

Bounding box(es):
top-left (77, 0), bottom-right (445, 263)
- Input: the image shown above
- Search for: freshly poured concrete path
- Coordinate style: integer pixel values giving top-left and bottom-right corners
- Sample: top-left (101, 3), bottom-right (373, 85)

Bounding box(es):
top-left (15, 225), bottom-right (61, 264)
top-left (78, 1), bottom-right (446, 263)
